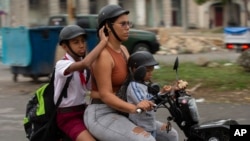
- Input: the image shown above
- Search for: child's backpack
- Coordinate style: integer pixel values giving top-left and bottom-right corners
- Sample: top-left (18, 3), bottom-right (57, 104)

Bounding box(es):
top-left (23, 70), bottom-right (72, 141)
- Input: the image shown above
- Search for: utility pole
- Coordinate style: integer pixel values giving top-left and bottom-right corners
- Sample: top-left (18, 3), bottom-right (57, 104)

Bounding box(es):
top-left (152, 0), bottom-right (157, 27)
top-left (67, 0), bottom-right (75, 24)
top-left (181, 0), bottom-right (188, 32)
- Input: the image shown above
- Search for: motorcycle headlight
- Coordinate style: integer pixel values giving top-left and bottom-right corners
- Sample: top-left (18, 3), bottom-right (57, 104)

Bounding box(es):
top-left (178, 96), bottom-right (200, 123)
top-left (188, 98), bottom-right (200, 123)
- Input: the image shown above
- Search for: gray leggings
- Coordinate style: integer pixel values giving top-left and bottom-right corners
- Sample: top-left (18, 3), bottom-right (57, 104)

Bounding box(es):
top-left (84, 104), bottom-right (178, 141)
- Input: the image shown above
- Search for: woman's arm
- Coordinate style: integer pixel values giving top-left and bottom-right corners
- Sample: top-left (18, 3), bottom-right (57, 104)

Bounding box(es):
top-left (93, 49), bottom-right (154, 113)
top-left (92, 49), bottom-right (138, 113)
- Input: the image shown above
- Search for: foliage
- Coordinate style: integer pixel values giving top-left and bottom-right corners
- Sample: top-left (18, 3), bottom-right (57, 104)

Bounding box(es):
top-left (153, 61), bottom-right (250, 92)
top-left (194, 0), bottom-right (208, 5)
top-left (194, 0), bottom-right (228, 5)
top-left (237, 49), bottom-right (250, 72)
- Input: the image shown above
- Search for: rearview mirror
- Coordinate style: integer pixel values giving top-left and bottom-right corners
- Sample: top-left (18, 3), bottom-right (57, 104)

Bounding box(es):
top-left (173, 57), bottom-right (179, 80)
top-left (173, 56), bottom-right (179, 71)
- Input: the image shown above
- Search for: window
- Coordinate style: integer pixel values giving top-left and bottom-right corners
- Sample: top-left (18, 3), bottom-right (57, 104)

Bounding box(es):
top-left (89, 0), bottom-right (97, 14)
top-left (60, 0), bottom-right (67, 13)
top-left (29, 0), bottom-right (39, 9)
top-left (48, 16), bottom-right (67, 26)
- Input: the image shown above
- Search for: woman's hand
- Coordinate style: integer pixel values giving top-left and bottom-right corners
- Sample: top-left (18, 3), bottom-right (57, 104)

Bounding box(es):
top-left (135, 100), bottom-right (155, 112)
top-left (99, 26), bottom-right (108, 43)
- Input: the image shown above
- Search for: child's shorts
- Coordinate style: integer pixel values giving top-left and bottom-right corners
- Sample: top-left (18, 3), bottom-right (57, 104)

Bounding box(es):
top-left (57, 105), bottom-right (87, 141)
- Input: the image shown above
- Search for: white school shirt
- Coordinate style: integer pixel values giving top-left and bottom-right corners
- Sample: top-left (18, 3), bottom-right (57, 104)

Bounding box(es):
top-left (54, 53), bottom-right (91, 107)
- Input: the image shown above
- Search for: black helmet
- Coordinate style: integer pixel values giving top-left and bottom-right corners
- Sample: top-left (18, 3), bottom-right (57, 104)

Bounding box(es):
top-left (59, 25), bottom-right (86, 45)
top-left (98, 4), bottom-right (129, 28)
top-left (128, 51), bottom-right (158, 69)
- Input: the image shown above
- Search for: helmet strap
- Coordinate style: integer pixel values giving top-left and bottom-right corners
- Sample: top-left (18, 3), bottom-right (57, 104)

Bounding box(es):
top-left (107, 21), bottom-right (122, 42)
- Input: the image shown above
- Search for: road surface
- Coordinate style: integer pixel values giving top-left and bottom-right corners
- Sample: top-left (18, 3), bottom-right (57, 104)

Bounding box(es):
top-left (0, 51), bottom-right (248, 141)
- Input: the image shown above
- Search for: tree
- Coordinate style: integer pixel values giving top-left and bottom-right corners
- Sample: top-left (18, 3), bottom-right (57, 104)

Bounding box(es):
top-left (243, 0), bottom-right (250, 26)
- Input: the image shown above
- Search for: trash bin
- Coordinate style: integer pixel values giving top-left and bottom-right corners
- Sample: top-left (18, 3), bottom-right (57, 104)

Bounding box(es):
top-left (1, 26), bottom-right (63, 82)
top-left (85, 29), bottom-right (98, 52)
top-left (1, 26), bottom-right (32, 67)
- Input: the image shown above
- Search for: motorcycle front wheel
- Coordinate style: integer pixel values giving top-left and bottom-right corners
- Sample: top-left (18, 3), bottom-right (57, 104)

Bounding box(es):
top-left (205, 128), bottom-right (229, 141)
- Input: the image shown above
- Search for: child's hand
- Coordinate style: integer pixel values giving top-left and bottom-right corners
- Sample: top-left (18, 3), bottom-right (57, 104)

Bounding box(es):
top-left (176, 80), bottom-right (188, 89)
top-left (160, 85), bottom-right (172, 94)
top-left (99, 26), bottom-right (108, 43)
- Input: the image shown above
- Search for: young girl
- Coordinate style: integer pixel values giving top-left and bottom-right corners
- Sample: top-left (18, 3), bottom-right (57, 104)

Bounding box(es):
top-left (54, 25), bottom-right (107, 141)
top-left (126, 51), bottom-right (174, 138)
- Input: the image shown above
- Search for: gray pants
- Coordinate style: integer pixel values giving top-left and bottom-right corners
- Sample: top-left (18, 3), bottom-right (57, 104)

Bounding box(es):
top-left (84, 104), bottom-right (178, 141)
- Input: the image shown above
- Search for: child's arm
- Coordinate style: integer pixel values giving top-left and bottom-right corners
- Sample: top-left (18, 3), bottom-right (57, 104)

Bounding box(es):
top-left (67, 26), bottom-right (108, 72)
top-left (158, 85), bottom-right (172, 95)
top-left (158, 80), bottom-right (188, 95)
top-left (127, 82), bottom-right (155, 112)
top-left (127, 82), bottom-right (148, 104)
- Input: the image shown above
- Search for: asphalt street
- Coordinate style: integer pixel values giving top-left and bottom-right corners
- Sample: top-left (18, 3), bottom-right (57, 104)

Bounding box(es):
top-left (0, 51), bottom-right (249, 141)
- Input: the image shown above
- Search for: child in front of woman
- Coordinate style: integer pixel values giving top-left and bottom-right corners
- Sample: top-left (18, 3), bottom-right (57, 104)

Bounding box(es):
top-left (126, 51), bottom-right (188, 138)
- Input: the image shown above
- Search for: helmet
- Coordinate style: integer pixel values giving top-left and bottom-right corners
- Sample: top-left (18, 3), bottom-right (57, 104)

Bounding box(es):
top-left (59, 25), bottom-right (86, 45)
top-left (128, 51), bottom-right (158, 69)
top-left (98, 4), bottom-right (129, 28)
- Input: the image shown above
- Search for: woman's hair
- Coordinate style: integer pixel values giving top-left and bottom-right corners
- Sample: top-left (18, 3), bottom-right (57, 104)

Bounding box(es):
top-left (97, 16), bottom-right (118, 39)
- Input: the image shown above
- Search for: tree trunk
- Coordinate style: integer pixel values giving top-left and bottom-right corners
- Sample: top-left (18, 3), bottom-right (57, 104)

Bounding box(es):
top-left (243, 0), bottom-right (250, 26)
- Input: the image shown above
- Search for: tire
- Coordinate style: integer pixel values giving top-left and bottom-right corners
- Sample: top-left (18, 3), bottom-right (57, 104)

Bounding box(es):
top-left (132, 43), bottom-right (150, 53)
top-left (205, 128), bottom-right (230, 141)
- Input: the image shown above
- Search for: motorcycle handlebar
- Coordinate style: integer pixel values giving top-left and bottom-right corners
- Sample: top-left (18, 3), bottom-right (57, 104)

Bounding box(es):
top-left (136, 109), bottom-right (142, 113)
top-left (136, 104), bottom-right (157, 114)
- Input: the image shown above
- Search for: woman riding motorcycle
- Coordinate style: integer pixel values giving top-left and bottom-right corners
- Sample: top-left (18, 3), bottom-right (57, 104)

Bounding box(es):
top-left (83, 4), bottom-right (179, 141)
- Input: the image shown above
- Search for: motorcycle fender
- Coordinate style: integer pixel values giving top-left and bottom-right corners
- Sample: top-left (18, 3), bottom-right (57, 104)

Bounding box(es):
top-left (193, 119), bottom-right (239, 130)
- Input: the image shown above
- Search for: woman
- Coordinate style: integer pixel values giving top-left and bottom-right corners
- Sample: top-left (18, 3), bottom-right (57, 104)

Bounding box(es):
top-left (84, 4), bottom-right (178, 141)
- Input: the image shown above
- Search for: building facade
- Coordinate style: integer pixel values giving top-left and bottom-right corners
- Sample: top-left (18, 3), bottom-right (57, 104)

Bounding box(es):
top-left (0, 0), bottom-right (249, 29)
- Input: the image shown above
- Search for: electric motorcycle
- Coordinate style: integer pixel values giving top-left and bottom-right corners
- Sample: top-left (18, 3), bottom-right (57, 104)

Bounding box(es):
top-left (148, 57), bottom-right (239, 141)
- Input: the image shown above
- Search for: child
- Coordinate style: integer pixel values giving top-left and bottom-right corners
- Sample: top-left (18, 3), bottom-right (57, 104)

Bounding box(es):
top-left (54, 25), bottom-right (107, 141)
top-left (126, 51), bottom-right (187, 138)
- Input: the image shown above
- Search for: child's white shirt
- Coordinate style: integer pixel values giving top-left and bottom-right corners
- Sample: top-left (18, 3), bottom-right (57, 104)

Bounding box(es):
top-left (54, 53), bottom-right (91, 107)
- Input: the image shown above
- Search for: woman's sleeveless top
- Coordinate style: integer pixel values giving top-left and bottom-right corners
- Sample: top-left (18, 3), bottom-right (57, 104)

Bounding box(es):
top-left (92, 46), bottom-right (128, 93)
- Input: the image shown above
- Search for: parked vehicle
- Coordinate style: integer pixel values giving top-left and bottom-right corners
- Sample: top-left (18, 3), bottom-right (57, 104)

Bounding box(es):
top-left (48, 14), bottom-right (160, 54)
top-left (224, 27), bottom-right (250, 52)
top-left (137, 57), bottom-right (239, 141)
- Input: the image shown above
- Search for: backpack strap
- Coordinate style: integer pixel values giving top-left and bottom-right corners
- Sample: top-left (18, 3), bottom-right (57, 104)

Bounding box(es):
top-left (55, 74), bottom-right (73, 108)
top-left (85, 68), bottom-right (91, 84)
top-left (40, 70), bottom-right (72, 141)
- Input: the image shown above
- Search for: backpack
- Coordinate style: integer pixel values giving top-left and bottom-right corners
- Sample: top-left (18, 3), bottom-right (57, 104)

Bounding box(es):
top-left (23, 68), bottom-right (91, 141)
top-left (23, 69), bottom-right (73, 141)
top-left (115, 74), bottom-right (132, 102)
top-left (115, 73), bottom-right (133, 117)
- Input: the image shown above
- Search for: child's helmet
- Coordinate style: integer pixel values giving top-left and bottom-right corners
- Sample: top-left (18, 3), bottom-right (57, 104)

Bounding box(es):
top-left (59, 25), bottom-right (86, 45)
top-left (128, 51), bottom-right (159, 69)
top-left (98, 4), bottom-right (129, 29)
